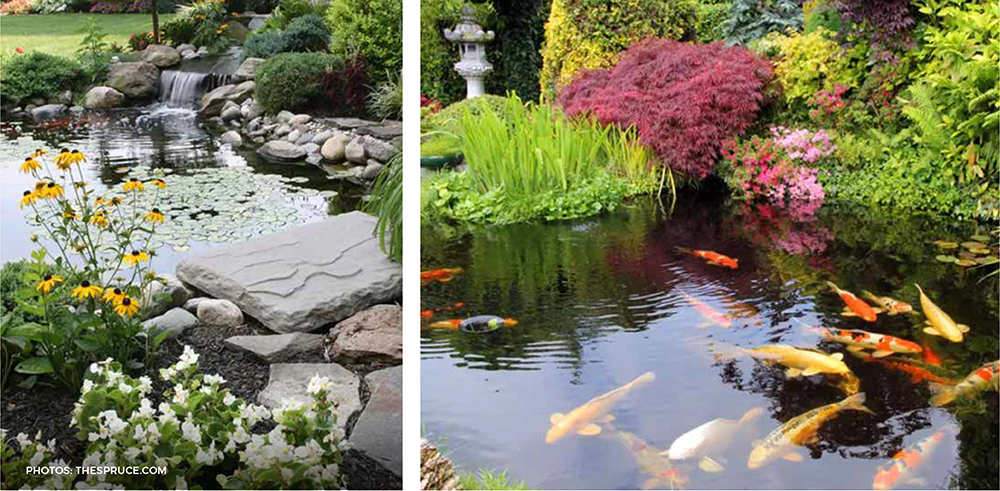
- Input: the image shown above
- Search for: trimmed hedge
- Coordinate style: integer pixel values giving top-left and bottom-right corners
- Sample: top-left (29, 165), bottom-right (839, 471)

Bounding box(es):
top-left (255, 52), bottom-right (343, 113)
top-left (0, 52), bottom-right (82, 106)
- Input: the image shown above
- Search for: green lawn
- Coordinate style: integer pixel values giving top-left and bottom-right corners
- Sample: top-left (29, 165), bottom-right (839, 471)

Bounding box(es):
top-left (0, 13), bottom-right (173, 58)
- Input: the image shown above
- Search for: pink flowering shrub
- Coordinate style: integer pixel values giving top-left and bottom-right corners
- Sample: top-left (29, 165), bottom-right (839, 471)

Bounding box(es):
top-left (769, 126), bottom-right (836, 164)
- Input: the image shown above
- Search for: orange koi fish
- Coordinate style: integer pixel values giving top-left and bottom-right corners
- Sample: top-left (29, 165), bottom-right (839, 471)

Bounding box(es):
top-left (436, 302), bottom-right (467, 312)
top-left (808, 325), bottom-right (922, 358)
top-left (862, 291), bottom-right (913, 316)
top-left (873, 430), bottom-right (949, 490)
top-left (420, 268), bottom-right (464, 285)
top-left (675, 247), bottom-right (739, 269)
top-left (827, 281), bottom-right (878, 322)
top-left (420, 309), bottom-right (434, 320)
top-left (920, 341), bottom-right (941, 367)
top-left (677, 288), bottom-right (732, 328)
top-left (426, 319), bottom-right (462, 330)
top-left (850, 351), bottom-right (959, 386)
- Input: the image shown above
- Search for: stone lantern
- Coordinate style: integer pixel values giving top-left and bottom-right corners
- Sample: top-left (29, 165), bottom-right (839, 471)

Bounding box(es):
top-left (444, 5), bottom-right (495, 98)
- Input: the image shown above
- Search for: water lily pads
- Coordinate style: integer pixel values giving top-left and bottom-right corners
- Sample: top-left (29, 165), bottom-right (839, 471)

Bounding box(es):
top-left (970, 248), bottom-right (991, 255)
top-left (961, 241), bottom-right (987, 250)
top-left (933, 240), bottom-right (959, 249)
top-left (955, 259), bottom-right (977, 267)
top-left (970, 234), bottom-right (990, 242)
top-left (935, 255), bottom-right (958, 263)
top-left (975, 257), bottom-right (997, 265)
top-left (958, 251), bottom-right (976, 260)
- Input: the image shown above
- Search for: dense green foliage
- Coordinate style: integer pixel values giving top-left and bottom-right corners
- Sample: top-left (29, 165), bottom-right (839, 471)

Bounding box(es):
top-left (762, 27), bottom-right (861, 105)
top-left (161, 0), bottom-right (229, 48)
top-left (421, 94), bottom-right (508, 134)
top-left (723, 0), bottom-right (802, 46)
top-left (484, 0), bottom-right (552, 102)
top-left (259, 0), bottom-right (329, 32)
top-left (460, 470), bottom-right (531, 490)
top-left (695, 0), bottom-right (732, 42)
top-left (0, 52), bottom-right (82, 106)
top-left (367, 72), bottom-right (403, 120)
top-left (281, 14), bottom-right (332, 52)
top-left (327, 0), bottom-right (402, 86)
top-left (255, 52), bottom-right (342, 112)
top-left (242, 30), bottom-right (289, 59)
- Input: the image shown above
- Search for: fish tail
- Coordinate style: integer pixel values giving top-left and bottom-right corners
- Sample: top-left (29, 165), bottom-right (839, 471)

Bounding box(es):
top-left (841, 392), bottom-right (875, 415)
top-left (928, 383), bottom-right (957, 407)
top-left (634, 371), bottom-right (656, 386)
top-left (738, 406), bottom-right (765, 426)
top-left (825, 281), bottom-right (841, 293)
top-left (675, 246), bottom-right (692, 255)
top-left (861, 290), bottom-right (879, 303)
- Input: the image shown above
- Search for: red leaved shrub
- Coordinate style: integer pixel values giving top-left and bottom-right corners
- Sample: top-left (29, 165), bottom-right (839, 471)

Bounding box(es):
top-left (558, 39), bottom-right (774, 179)
top-left (319, 53), bottom-right (368, 117)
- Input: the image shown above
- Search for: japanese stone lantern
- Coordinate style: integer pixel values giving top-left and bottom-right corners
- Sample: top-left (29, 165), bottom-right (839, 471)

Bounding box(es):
top-left (444, 5), bottom-right (495, 98)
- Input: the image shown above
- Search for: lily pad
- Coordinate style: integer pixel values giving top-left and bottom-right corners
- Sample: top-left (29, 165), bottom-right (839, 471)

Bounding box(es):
top-left (961, 241), bottom-right (987, 250)
top-left (970, 248), bottom-right (991, 255)
top-left (970, 234), bottom-right (990, 242)
top-left (935, 255), bottom-right (958, 263)
top-left (975, 257), bottom-right (997, 265)
top-left (955, 259), bottom-right (977, 267)
top-left (933, 241), bottom-right (959, 249)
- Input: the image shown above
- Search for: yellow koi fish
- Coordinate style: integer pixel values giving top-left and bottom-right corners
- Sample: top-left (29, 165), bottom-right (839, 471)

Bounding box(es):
top-left (747, 393), bottom-right (874, 469)
top-left (929, 360), bottom-right (999, 406)
top-left (545, 372), bottom-right (655, 444)
top-left (743, 345), bottom-right (852, 379)
top-left (914, 284), bottom-right (968, 343)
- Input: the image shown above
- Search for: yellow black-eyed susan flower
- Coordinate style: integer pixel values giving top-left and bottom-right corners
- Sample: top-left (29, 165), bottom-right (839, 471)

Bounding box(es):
top-left (144, 208), bottom-right (165, 225)
top-left (123, 178), bottom-right (145, 192)
top-left (54, 149), bottom-right (73, 171)
top-left (73, 242), bottom-right (86, 252)
top-left (36, 274), bottom-right (64, 293)
top-left (110, 197), bottom-right (124, 206)
top-left (21, 157), bottom-right (41, 174)
top-left (115, 296), bottom-right (140, 317)
top-left (31, 149), bottom-right (47, 157)
top-left (150, 178), bottom-right (166, 189)
top-left (123, 250), bottom-right (149, 266)
top-left (71, 281), bottom-right (103, 300)
top-left (30, 234), bottom-right (39, 243)
top-left (19, 190), bottom-right (37, 209)
top-left (90, 211), bottom-right (109, 228)
top-left (95, 197), bottom-right (108, 207)
top-left (102, 286), bottom-right (125, 305)
top-left (62, 209), bottom-right (81, 220)
top-left (43, 182), bottom-right (64, 199)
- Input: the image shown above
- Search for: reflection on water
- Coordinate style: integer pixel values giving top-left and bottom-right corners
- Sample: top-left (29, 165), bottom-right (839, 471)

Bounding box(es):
top-left (421, 192), bottom-right (998, 490)
top-left (1, 108), bottom-right (365, 271)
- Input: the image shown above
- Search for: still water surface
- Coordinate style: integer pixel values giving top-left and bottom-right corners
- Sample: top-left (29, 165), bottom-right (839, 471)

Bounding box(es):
top-left (421, 193), bottom-right (998, 490)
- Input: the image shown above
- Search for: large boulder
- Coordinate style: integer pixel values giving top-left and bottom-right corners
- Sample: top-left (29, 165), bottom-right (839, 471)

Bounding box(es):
top-left (321, 133), bottom-right (350, 162)
top-left (199, 84), bottom-right (235, 116)
top-left (220, 130), bottom-right (242, 148)
top-left (106, 62), bottom-right (159, 99)
top-left (175, 212), bottom-right (402, 333)
top-left (359, 135), bottom-right (399, 163)
top-left (350, 366), bottom-right (402, 477)
top-left (232, 57), bottom-right (265, 83)
top-left (84, 86), bottom-right (125, 109)
top-left (31, 104), bottom-right (67, 120)
top-left (196, 299), bottom-right (244, 327)
top-left (345, 138), bottom-right (367, 164)
top-left (256, 140), bottom-right (305, 163)
top-left (327, 304), bottom-right (401, 366)
top-left (141, 45), bottom-right (180, 68)
top-left (225, 81), bottom-right (256, 104)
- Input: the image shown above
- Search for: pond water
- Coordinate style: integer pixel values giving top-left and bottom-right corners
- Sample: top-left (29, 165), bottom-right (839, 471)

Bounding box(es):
top-left (1, 106), bottom-right (365, 272)
top-left (421, 191), bottom-right (999, 490)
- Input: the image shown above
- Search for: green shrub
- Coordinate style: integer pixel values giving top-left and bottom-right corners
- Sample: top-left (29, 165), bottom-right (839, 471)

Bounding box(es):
top-left (764, 27), bottom-right (861, 105)
top-left (539, 0), bottom-right (697, 98)
top-left (242, 30), bottom-right (290, 59)
top-left (282, 14), bottom-right (332, 52)
top-left (161, 0), bottom-right (228, 47)
top-left (803, 0), bottom-right (842, 34)
top-left (259, 0), bottom-right (329, 32)
top-left (327, 0), bottom-right (402, 86)
top-left (420, 0), bottom-right (494, 105)
top-left (367, 71), bottom-right (402, 120)
top-left (256, 52), bottom-right (342, 113)
top-left (724, 0), bottom-right (802, 46)
top-left (421, 94), bottom-right (508, 134)
top-left (696, 0), bottom-right (732, 42)
top-left (0, 52), bottom-right (82, 106)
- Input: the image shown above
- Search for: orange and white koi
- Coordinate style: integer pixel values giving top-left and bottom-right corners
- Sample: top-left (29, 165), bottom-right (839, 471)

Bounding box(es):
top-left (420, 268), bottom-right (464, 285)
top-left (915, 284), bottom-right (968, 343)
top-left (873, 430), bottom-right (950, 490)
top-left (675, 247), bottom-right (739, 269)
top-left (425, 319), bottom-right (462, 330)
top-left (862, 291), bottom-right (913, 316)
top-left (677, 288), bottom-right (732, 328)
top-left (929, 360), bottom-right (999, 406)
top-left (546, 372), bottom-right (655, 443)
top-left (809, 326), bottom-right (922, 358)
top-left (605, 427), bottom-right (689, 490)
top-left (747, 393), bottom-right (873, 469)
top-left (827, 282), bottom-right (878, 322)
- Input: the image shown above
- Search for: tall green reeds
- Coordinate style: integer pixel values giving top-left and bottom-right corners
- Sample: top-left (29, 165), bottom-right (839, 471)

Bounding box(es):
top-left (364, 152), bottom-right (402, 262)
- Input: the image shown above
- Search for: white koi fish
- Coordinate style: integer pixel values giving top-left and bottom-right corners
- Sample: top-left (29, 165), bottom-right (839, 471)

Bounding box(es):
top-left (663, 406), bottom-right (764, 473)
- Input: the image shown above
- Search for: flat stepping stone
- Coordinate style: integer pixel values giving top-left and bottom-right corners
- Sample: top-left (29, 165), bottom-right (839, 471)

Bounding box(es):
top-left (324, 117), bottom-right (377, 130)
top-left (328, 304), bottom-right (401, 366)
top-left (356, 122), bottom-right (403, 140)
top-left (257, 363), bottom-right (361, 425)
top-left (225, 333), bottom-right (325, 363)
top-left (175, 211), bottom-right (401, 333)
top-left (350, 366), bottom-right (402, 477)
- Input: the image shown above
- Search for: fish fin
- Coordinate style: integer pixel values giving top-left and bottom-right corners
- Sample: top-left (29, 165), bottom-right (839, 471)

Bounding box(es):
top-left (801, 367), bottom-right (821, 376)
top-left (958, 324), bottom-right (970, 333)
top-left (577, 424), bottom-right (602, 436)
top-left (847, 345), bottom-right (865, 352)
top-left (841, 311), bottom-right (858, 318)
top-left (887, 311), bottom-right (898, 316)
top-left (843, 392), bottom-right (876, 415)
top-left (871, 350), bottom-right (894, 358)
top-left (600, 414), bottom-right (616, 424)
top-left (826, 281), bottom-right (840, 293)
top-left (923, 327), bottom-right (942, 336)
top-left (871, 308), bottom-right (884, 314)
top-left (751, 439), bottom-right (763, 448)
top-left (803, 434), bottom-right (820, 446)
top-left (782, 451), bottom-right (804, 462)
top-left (928, 384), bottom-right (957, 407)
top-left (785, 367), bottom-right (802, 378)
top-left (738, 406), bottom-right (765, 426)
top-left (640, 478), bottom-right (659, 490)
top-left (706, 262), bottom-right (721, 267)
top-left (862, 290), bottom-right (878, 302)
top-left (699, 456), bottom-right (725, 473)
top-left (830, 353), bottom-right (844, 361)
top-left (549, 413), bottom-right (565, 425)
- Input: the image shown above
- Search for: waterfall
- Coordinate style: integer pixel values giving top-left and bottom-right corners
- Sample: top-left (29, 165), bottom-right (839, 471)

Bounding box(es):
top-left (159, 70), bottom-right (207, 108)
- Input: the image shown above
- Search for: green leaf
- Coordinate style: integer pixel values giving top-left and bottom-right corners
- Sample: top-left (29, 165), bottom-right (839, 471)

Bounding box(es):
top-left (15, 357), bottom-right (54, 374)
top-left (17, 375), bottom-right (38, 389)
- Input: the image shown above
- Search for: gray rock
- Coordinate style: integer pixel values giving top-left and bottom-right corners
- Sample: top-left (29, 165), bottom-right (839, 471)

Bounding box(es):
top-left (175, 212), bottom-right (402, 333)
top-left (277, 110), bottom-right (295, 123)
top-left (225, 81), bottom-right (255, 104)
top-left (321, 133), bottom-right (349, 162)
top-left (58, 90), bottom-right (73, 105)
top-left (176, 43), bottom-right (196, 53)
top-left (142, 308), bottom-right (198, 339)
top-left (360, 135), bottom-right (398, 163)
top-left (360, 162), bottom-right (385, 180)
top-left (141, 45), bottom-right (180, 68)
top-left (220, 130), bottom-right (243, 147)
top-left (196, 299), bottom-right (244, 327)
top-left (85, 86), bottom-right (125, 109)
top-left (197, 45), bottom-right (209, 54)
top-left (257, 363), bottom-right (362, 424)
top-left (253, 136), bottom-right (265, 144)
top-left (232, 57), bottom-right (264, 83)
top-left (221, 105), bottom-right (242, 121)
top-left (143, 274), bottom-right (191, 318)
top-left (107, 62), bottom-right (159, 99)
top-left (69, 105), bottom-right (84, 114)
top-left (300, 142), bottom-right (320, 155)
top-left (326, 117), bottom-right (375, 130)
top-left (246, 102), bottom-right (265, 121)
top-left (390, 135), bottom-right (402, 150)
top-left (31, 104), bottom-right (67, 120)
top-left (286, 129), bottom-right (301, 143)
top-left (199, 84), bottom-right (235, 116)
top-left (225, 333), bottom-right (325, 363)
top-left (240, 104), bottom-right (250, 118)
top-left (295, 132), bottom-right (314, 146)
top-left (224, 21), bottom-right (248, 43)
top-left (327, 304), bottom-right (401, 365)
top-left (289, 114), bottom-right (311, 125)
top-left (312, 130), bottom-right (335, 144)
top-left (182, 297), bottom-right (206, 314)
top-left (306, 154), bottom-right (323, 166)
top-left (350, 366), bottom-right (402, 477)
top-left (181, 50), bottom-right (199, 60)
top-left (345, 138), bottom-right (367, 164)
top-left (356, 122), bottom-right (403, 140)
top-left (256, 140), bottom-right (305, 162)
top-left (274, 124), bottom-right (292, 137)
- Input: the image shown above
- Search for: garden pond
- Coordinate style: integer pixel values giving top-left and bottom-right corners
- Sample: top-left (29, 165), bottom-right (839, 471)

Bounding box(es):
top-left (1, 105), bottom-right (365, 271)
top-left (421, 191), bottom-right (999, 490)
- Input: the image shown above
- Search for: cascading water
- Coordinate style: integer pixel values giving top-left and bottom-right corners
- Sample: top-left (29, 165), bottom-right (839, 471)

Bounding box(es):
top-left (159, 70), bottom-right (208, 107)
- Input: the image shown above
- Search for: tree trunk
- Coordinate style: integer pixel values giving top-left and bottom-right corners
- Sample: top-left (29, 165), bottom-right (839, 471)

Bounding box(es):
top-left (152, 0), bottom-right (160, 45)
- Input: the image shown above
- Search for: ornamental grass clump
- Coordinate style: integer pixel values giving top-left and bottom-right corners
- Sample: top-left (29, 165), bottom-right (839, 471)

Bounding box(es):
top-left (5, 148), bottom-right (170, 392)
top-left (557, 39), bottom-right (774, 180)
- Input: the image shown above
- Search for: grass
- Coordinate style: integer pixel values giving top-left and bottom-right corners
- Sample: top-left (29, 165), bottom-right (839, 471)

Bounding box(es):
top-left (459, 469), bottom-right (531, 490)
top-left (0, 13), bottom-right (173, 57)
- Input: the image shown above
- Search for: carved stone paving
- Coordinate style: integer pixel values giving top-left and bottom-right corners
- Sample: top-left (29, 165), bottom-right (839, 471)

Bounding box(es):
top-left (176, 211), bottom-right (401, 333)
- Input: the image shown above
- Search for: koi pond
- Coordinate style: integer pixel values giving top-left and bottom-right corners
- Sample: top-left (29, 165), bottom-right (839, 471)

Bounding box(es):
top-left (421, 191), bottom-right (999, 490)
top-left (1, 106), bottom-right (363, 271)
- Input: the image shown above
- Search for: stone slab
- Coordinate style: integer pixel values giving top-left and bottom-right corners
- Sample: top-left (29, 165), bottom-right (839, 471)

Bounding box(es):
top-left (328, 304), bottom-right (401, 366)
top-left (175, 211), bottom-right (401, 333)
top-left (225, 333), bottom-right (325, 363)
top-left (350, 366), bottom-right (402, 477)
top-left (257, 363), bottom-right (361, 424)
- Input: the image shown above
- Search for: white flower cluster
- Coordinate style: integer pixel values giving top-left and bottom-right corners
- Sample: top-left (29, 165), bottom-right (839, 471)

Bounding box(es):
top-left (306, 374), bottom-right (343, 406)
top-left (3, 429), bottom-right (73, 490)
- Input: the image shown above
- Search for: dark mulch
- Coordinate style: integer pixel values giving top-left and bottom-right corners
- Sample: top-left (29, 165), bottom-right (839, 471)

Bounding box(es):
top-left (1, 318), bottom-right (400, 490)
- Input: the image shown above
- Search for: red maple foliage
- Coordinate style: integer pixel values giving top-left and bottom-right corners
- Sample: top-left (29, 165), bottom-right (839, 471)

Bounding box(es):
top-left (558, 39), bottom-right (774, 179)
